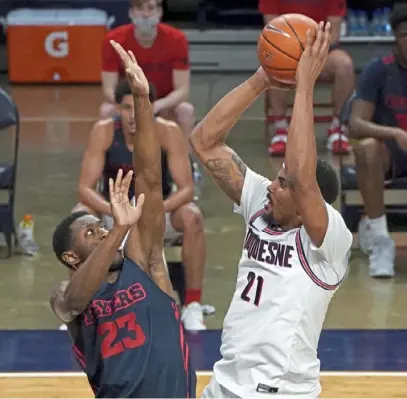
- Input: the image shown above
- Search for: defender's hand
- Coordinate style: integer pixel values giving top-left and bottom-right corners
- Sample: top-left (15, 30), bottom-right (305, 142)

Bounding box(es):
top-left (109, 169), bottom-right (145, 227)
top-left (296, 21), bottom-right (331, 88)
top-left (110, 40), bottom-right (149, 96)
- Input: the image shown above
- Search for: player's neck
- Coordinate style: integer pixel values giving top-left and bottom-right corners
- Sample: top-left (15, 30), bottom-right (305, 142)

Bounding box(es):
top-left (134, 29), bottom-right (157, 48)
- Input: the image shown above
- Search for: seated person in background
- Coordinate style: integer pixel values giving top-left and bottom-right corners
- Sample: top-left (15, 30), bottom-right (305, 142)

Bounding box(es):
top-left (74, 78), bottom-right (207, 331)
top-left (258, 0), bottom-right (354, 155)
top-left (348, 5), bottom-right (407, 278)
top-left (100, 0), bottom-right (195, 144)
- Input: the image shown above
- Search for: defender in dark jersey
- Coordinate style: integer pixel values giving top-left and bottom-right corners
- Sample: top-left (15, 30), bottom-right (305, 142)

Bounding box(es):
top-left (50, 42), bottom-right (196, 398)
top-left (349, 4), bottom-right (407, 278)
top-left (74, 79), bottom-right (207, 331)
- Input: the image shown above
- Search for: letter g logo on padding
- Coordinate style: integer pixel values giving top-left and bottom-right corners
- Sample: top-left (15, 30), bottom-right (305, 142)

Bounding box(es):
top-left (44, 31), bottom-right (69, 58)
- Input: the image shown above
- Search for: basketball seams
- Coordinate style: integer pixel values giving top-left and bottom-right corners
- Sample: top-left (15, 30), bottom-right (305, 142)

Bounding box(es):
top-left (282, 16), bottom-right (304, 52)
top-left (260, 33), bottom-right (300, 62)
top-left (258, 14), bottom-right (317, 82)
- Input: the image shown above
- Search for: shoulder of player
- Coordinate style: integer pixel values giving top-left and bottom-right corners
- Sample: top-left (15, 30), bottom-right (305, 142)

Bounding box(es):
top-left (50, 281), bottom-right (77, 323)
top-left (155, 117), bottom-right (183, 150)
top-left (156, 116), bottom-right (180, 131)
top-left (300, 202), bottom-right (349, 238)
top-left (380, 52), bottom-right (397, 67)
top-left (158, 23), bottom-right (187, 41)
top-left (89, 119), bottom-right (114, 148)
top-left (323, 202), bottom-right (352, 241)
top-left (364, 55), bottom-right (389, 75)
top-left (325, 201), bottom-right (345, 221)
top-left (105, 24), bottom-right (134, 41)
top-left (246, 167), bottom-right (271, 186)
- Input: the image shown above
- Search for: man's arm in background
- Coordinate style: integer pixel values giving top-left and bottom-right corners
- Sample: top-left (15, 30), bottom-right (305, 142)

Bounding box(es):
top-left (258, 0), bottom-right (278, 24)
top-left (101, 36), bottom-right (121, 104)
top-left (327, 0), bottom-right (347, 44)
top-left (78, 121), bottom-right (112, 216)
top-left (349, 58), bottom-right (403, 140)
top-left (159, 118), bottom-right (194, 212)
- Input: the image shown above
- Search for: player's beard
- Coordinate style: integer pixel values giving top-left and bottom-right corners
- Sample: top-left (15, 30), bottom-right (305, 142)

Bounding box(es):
top-left (262, 211), bottom-right (274, 225)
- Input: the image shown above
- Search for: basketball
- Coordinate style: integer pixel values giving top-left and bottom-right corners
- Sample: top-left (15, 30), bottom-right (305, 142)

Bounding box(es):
top-left (257, 14), bottom-right (318, 84)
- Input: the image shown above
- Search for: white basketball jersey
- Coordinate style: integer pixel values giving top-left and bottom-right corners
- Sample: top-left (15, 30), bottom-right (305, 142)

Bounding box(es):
top-left (212, 168), bottom-right (353, 397)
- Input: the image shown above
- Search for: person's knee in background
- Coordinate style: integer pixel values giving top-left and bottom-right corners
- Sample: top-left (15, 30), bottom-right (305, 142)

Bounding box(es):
top-left (173, 101), bottom-right (196, 138)
top-left (159, 101), bottom-right (196, 144)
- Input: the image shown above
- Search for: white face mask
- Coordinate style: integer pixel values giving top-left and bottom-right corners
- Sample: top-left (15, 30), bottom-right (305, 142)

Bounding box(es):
top-left (131, 16), bottom-right (159, 36)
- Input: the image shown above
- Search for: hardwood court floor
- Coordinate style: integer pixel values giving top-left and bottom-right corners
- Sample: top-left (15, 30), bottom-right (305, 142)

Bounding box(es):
top-left (0, 79), bottom-right (406, 332)
top-left (0, 372), bottom-right (406, 398)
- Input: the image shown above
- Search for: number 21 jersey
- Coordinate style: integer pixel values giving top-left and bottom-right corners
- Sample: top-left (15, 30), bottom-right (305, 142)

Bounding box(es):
top-left (70, 258), bottom-right (196, 398)
top-left (213, 168), bottom-right (352, 397)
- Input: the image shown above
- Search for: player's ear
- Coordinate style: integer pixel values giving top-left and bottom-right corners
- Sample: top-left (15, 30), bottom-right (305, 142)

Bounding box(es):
top-left (62, 251), bottom-right (81, 269)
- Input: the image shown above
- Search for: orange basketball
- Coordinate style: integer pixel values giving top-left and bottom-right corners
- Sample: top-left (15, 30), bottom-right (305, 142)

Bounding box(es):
top-left (257, 13), bottom-right (318, 84)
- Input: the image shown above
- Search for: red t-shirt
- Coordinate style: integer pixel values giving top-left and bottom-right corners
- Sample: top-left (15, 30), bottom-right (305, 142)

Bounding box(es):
top-left (102, 23), bottom-right (189, 99)
top-left (258, 0), bottom-right (346, 23)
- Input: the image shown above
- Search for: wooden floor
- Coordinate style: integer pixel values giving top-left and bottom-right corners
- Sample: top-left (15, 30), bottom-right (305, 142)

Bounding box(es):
top-left (0, 372), bottom-right (406, 398)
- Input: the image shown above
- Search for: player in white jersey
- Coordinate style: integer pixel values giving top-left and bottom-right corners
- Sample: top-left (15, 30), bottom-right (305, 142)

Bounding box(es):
top-left (190, 22), bottom-right (353, 397)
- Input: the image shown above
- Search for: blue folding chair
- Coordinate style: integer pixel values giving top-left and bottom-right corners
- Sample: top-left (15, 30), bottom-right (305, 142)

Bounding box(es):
top-left (0, 88), bottom-right (20, 258)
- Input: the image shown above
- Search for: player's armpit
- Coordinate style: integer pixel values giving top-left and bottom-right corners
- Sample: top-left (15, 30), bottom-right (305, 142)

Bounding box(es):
top-left (50, 282), bottom-right (79, 324)
top-left (199, 144), bottom-right (247, 205)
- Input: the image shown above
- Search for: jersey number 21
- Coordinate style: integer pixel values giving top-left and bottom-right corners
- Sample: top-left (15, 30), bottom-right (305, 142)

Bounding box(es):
top-left (241, 271), bottom-right (264, 306)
